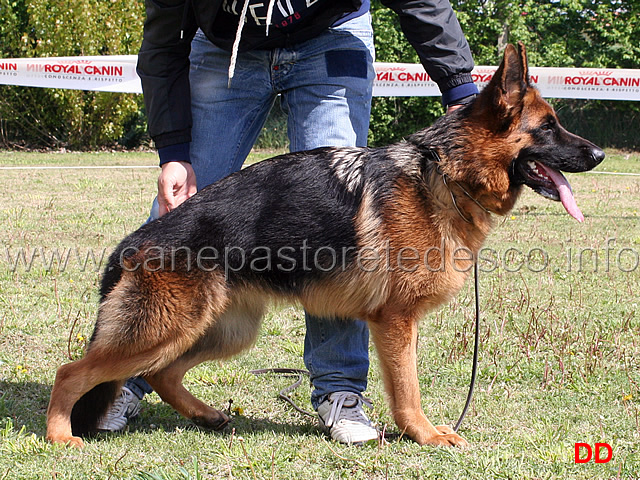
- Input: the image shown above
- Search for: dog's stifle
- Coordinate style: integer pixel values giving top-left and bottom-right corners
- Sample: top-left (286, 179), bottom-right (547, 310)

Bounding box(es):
top-left (46, 43), bottom-right (604, 448)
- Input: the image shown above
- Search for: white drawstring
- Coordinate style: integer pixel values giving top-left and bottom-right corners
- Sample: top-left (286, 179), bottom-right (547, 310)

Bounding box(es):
top-left (228, 0), bottom-right (251, 87)
top-left (228, 0), bottom-right (278, 87)
top-left (265, 0), bottom-right (276, 37)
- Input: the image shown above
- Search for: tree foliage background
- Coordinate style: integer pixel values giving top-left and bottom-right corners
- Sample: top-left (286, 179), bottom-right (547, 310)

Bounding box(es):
top-left (0, 0), bottom-right (638, 149)
top-left (0, 0), bottom-right (145, 148)
top-left (370, 0), bottom-right (640, 147)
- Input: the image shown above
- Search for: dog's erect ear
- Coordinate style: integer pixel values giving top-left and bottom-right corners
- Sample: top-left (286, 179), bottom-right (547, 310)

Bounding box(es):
top-left (516, 42), bottom-right (529, 85)
top-left (501, 42), bottom-right (529, 102)
top-left (479, 42), bottom-right (531, 118)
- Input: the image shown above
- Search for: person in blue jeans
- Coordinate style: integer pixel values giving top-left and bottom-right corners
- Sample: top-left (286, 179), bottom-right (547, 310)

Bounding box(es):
top-left (98, 0), bottom-right (478, 444)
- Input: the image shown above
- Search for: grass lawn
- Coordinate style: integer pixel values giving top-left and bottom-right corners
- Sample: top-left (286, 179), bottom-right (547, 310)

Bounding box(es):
top-left (0, 149), bottom-right (639, 479)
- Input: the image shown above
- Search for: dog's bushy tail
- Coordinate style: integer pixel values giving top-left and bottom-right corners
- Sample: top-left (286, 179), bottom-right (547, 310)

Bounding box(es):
top-left (69, 246), bottom-right (128, 436)
top-left (100, 245), bottom-right (125, 301)
top-left (70, 381), bottom-right (120, 436)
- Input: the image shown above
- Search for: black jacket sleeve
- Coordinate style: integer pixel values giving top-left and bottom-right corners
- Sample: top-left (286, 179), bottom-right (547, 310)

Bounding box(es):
top-left (136, 0), bottom-right (199, 150)
top-left (380, 0), bottom-right (475, 92)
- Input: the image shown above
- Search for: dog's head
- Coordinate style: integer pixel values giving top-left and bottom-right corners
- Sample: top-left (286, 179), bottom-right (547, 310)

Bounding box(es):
top-left (496, 43), bottom-right (605, 221)
top-left (440, 42), bottom-right (605, 221)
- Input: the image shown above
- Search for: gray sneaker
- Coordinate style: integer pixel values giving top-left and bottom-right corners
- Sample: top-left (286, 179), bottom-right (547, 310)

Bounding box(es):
top-left (317, 392), bottom-right (379, 445)
top-left (96, 386), bottom-right (141, 432)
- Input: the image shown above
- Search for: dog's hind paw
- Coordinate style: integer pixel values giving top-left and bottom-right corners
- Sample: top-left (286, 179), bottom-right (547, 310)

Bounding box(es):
top-left (47, 434), bottom-right (85, 449)
top-left (191, 409), bottom-right (231, 431)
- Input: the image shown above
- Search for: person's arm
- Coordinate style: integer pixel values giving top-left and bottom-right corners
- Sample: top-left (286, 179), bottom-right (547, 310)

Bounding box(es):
top-left (137, 0), bottom-right (200, 215)
top-left (381, 0), bottom-right (478, 108)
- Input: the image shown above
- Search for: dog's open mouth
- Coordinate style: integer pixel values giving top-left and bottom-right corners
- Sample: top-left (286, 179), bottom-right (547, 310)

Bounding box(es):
top-left (513, 160), bottom-right (584, 222)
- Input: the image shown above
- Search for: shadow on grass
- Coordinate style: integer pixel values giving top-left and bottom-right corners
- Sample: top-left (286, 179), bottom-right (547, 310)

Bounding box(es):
top-left (127, 400), bottom-right (321, 439)
top-left (0, 381), bottom-right (319, 442)
top-left (0, 380), bottom-right (52, 437)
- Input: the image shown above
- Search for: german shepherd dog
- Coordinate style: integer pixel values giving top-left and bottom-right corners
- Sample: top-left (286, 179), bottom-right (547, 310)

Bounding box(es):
top-left (47, 43), bottom-right (604, 448)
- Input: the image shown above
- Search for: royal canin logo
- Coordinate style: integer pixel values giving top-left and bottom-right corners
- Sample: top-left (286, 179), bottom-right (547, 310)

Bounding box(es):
top-left (379, 66), bottom-right (408, 72)
top-left (56, 60), bottom-right (92, 65)
top-left (578, 70), bottom-right (612, 76)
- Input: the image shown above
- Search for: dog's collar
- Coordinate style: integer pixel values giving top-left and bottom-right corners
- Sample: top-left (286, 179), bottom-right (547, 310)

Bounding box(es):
top-left (425, 148), bottom-right (492, 224)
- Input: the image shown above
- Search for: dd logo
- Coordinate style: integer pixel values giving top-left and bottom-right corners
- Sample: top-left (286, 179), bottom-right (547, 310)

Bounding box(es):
top-left (574, 443), bottom-right (613, 464)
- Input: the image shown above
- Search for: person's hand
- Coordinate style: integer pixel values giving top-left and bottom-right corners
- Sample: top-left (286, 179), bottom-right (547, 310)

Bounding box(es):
top-left (157, 161), bottom-right (197, 217)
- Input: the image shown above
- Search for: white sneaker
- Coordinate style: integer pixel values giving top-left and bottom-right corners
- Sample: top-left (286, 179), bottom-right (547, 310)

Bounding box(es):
top-left (317, 392), bottom-right (379, 445)
top-left (96, 386), bottom-right (141, 432)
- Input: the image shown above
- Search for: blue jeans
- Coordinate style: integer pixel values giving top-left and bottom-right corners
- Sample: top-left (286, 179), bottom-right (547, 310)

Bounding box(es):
top-left (142, 13), bottom-right (375, 410)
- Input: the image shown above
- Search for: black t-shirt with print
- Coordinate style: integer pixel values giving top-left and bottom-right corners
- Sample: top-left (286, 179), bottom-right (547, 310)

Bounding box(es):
top-left (220, 0), bottom-right (324, 31)
top-left (209, 0), bottom-right (366, 51)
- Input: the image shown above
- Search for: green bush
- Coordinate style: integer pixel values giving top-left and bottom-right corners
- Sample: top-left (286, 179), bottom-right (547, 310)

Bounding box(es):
top-left (0, 0), bottom-right (145, 149)
top-left (553, 99), bottom-right (640, 150)
top-left (369, 0), bottom-right (640, 149)
top-left (368, 3), bottom-right (444, 146)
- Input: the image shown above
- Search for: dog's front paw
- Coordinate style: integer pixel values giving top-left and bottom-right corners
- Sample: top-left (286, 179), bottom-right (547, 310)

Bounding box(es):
top-left (419, 431), bottom-right (468, 448)
top-left (435, 425), bottom-right (456, 435)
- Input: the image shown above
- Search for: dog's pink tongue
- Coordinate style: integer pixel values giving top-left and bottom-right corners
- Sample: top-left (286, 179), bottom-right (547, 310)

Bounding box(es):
top-left (537, 163), bottom-right (584, 222)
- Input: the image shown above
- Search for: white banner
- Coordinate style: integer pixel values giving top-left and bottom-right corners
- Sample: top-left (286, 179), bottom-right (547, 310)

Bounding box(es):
top-left (373, 63), bottom-right (640, 100)
top-left (1, 55), bottom-right (640, 100)
top-left (0, 55), bottom-right (142, 93)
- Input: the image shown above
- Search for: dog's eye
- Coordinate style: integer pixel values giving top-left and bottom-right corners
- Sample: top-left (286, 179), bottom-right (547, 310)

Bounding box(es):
top-left (540, 118), bottom-right (556, 131)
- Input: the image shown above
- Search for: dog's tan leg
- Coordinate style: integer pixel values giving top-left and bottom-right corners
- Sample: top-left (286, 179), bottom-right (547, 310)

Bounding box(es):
top-left (47, 360), bottom-right (93, 448)
top-left (144, 354), bottom-right (230, 430)
top-left (46, 352), bottom-right (127, 448)
top-left (368, 312), bottom-right (468, 447)
top-left (144, 292), bottom-right (267, 430)
top-left (47, 327), bottom-right (207, 447)
top-left (47, 267), bottom-right (232, 447)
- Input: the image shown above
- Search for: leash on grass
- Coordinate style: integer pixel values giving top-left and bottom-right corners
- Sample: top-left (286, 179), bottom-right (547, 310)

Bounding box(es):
top-left (250, 264), bottom-right (481, 433)
top-left (249, 368), bottom-right (316, 417)
top-left (453, 260), bottom-right (480, 432)
top-left (428, 146), bottom-right (482, 431)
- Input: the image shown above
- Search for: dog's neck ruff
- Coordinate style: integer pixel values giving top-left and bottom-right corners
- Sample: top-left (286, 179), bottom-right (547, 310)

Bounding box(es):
top-left (426, 148), bottom-right (492, 224)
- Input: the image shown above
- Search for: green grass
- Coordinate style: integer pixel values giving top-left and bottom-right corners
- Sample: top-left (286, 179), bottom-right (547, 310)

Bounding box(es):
top-left (0, 149), bottom-right (284, 168)
top-left (0, 150), bottom-right (159, 167)
top-left (0, 149), bottom-right (639, 479)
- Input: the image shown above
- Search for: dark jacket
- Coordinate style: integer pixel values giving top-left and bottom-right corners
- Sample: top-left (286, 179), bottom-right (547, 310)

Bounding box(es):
top-left (137, 0), bottom-right (476, 157)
